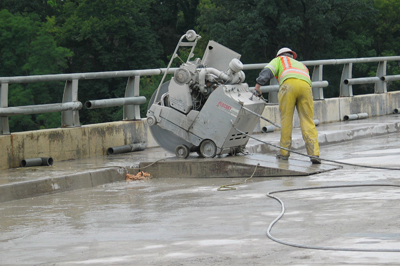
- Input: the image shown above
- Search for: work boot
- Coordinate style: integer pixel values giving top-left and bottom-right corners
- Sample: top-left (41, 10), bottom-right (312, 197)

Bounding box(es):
top-left (276, 154), bottom-right (289, 160)
top-left (310, 156), bottom-right (321, 164)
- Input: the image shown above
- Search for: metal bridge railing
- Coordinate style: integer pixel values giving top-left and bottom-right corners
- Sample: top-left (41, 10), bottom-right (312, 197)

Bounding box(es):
top-left (245, 56), bottom-right (400, 102)
top-left (0, 68), bottom-right (177, 134)
top-left (1, 56), bottom-right (400, 135)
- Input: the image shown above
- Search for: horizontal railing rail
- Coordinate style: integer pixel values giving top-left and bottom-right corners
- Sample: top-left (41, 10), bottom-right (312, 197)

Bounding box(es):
top-left (85, 96), bottom-right (147, 109)
top-left (245, 56), bottom-right (400, 101)
top-left (0, 68), bottom-right (177, 84)
top-left (0, 102), bottom-right (82, 116)
top-left (1, 56), bottom-right (400, 135)
top-left (0, 68), bottom-right (177, 134)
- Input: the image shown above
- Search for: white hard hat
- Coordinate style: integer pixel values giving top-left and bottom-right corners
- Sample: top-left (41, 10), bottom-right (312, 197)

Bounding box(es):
top-left (276, 47), bottom-right (297, 59)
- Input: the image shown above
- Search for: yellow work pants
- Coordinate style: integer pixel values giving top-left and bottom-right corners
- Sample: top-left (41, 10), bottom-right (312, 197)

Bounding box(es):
top-left (278, 78), bottom-right (319, 157)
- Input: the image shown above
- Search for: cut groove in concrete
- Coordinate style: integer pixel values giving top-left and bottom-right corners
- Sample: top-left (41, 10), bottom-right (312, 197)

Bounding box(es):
top-left (137, 154), bottom-right (341, 178)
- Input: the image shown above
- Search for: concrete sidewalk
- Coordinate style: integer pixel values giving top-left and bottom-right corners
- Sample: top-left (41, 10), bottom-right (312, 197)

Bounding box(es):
top-left (0, 114), bottom-right (399, 203)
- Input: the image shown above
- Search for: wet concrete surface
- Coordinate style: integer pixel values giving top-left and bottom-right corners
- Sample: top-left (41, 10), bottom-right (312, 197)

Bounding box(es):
top-left (1, 132), bottom-right (400, 265)
top-left (138, 154), bottom-right (341, 179)
top-left (1, 114), bottom-right (400, 203)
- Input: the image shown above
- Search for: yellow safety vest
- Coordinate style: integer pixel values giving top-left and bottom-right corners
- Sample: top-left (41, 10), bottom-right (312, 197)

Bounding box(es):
top-left (266, 56), bottom-right (312, 86)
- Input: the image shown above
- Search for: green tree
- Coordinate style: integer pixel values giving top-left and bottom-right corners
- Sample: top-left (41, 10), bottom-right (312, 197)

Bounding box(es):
top-left (368, 0), bottom-right (400, 91)
top-left (149, 0), bottom-right (200, 61)
top-left (371, 0), bottom-right (400, 56)
top-left (0, 9), bottom-right (73, 131)
top-left (57, 0), bottom-right (165, 124)
top-left (0, 0), bottom-right (61, 21)
top-left (198, 0), bottom-right (375, 61)
top-left (197, 0), bottom-right (377, 97)
top-left (59, 0), bottom-right (162, 72)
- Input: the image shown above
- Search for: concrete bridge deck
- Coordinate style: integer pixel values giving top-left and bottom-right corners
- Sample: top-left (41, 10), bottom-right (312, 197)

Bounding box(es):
top-left (1, 114), bottom-right (400, 265)
top-left (0, 114), bottom-right (399, 203)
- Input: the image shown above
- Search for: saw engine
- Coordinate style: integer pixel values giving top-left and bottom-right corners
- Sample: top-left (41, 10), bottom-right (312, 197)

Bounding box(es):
top-left (146, 30), bottom-right (266, 158)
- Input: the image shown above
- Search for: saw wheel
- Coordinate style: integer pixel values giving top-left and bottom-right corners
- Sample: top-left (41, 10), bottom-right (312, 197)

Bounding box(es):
top-left (147, 81), bottom-right (195, 154)
top-left (199, 139), bottom-right (217, 158)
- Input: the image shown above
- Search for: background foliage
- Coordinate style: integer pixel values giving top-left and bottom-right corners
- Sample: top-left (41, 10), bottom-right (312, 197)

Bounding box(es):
top-left (0, 0), bottom-right (399, 131)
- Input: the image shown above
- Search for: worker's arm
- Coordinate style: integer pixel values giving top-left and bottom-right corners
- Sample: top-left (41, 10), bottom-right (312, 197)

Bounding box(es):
top-left (255, 67), bottom-right (274, 95)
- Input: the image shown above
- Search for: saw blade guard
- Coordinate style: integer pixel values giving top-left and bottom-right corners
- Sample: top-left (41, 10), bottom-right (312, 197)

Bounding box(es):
top-left (147, 81), bottom-right (195, 154)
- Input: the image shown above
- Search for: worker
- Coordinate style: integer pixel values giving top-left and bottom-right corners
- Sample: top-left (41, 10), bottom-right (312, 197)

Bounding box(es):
top-left (254, 47), bottom-right (321, 164)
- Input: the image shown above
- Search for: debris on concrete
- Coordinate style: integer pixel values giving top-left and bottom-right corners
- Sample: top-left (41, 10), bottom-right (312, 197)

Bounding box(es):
top-left (126, 171), bottom-right (151, 181)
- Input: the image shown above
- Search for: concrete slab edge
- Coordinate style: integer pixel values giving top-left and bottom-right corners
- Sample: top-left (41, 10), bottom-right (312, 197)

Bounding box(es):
top-left (0, 167), bottom-right (127, 203)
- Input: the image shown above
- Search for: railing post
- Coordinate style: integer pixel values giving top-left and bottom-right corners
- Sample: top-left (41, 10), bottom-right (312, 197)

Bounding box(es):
top-left (375, 61), bottom-right (387, 93)
top-left (311, 65), bottom-right (324, 100)
top-left (62, 79), bottom-right (80, 127)
top-left (0, 83), bottom-right (10, 134)
top-left (340, 63), bottom-right (353, 97)
top-left (123, 75), bottom-right (141, 120)
top-left (268, 78), bottom-right (279, 103)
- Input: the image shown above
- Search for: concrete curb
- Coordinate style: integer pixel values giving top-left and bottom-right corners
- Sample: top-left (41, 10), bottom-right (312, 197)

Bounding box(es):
top-left (0, 167), bottom-right (127, 203)
top-left (246, 120), bottom-right (400, 154)
top-left (320, 121), bottom-right (400, 145)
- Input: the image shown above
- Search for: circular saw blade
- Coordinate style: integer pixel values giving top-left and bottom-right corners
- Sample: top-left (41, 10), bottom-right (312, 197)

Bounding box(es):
top-left (147, 81), bottom-right (194, 154)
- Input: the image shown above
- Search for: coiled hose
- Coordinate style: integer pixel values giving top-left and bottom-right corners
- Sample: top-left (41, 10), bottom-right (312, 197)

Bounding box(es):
top-left (267, 184), bottom-right (400, 252)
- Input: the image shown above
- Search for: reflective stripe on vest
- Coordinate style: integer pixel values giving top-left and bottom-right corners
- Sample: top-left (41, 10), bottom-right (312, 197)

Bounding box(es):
top-left (277, 56), bottom-right (310, 83)
top-left (280, 56), bottom-right (291, 69)
top-left (266, 64), bottom-right (277, 75)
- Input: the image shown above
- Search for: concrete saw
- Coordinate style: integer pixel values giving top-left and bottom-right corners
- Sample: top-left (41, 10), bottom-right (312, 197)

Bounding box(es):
top-left (146, 30), bottom-right (266, 158)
